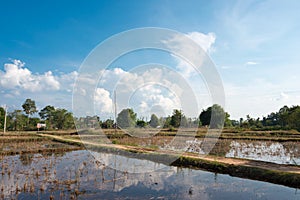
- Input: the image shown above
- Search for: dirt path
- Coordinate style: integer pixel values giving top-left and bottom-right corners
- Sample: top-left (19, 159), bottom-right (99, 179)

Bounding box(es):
top-left (39, 134), bottom-right (300, 175)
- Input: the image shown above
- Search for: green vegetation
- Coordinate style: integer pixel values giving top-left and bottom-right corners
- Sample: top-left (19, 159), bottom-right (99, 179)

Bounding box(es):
top-left (116, 108), bottom-right (137, 128)
top-left (149, 114), bottom-right (159, 128)
top-left (2, 99), bottom-right (75, 131)
top-left (1, 98), bottom-right (300, 133)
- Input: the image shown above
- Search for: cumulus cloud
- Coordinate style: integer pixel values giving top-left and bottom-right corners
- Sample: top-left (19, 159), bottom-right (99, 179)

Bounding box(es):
top-left (86, 66), bottom-right (199, 118)
top-left (0, 59), bottom-right (81, 113)
top-left (94, 88), bottom-right (113, 113)
top-left (0, 60), bottom-right (60, 92)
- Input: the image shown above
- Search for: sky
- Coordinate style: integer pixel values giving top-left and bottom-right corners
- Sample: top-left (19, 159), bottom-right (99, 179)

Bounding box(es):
top-left (1, 0), bottom-right (300, 120)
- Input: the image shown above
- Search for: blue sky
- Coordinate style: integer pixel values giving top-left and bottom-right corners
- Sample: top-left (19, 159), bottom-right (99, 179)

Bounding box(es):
top-left (1, 0), bottom-right (300, 119)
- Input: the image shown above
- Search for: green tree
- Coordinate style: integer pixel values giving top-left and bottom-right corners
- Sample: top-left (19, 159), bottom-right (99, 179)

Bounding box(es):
top-left (8, 110), bottom-right (27, 131)
top-left (224, 112), bottom-right (232, 127)
top-left (136, 119), bottom-right (147, 128)
top-left (0, 107), bottom-right (5, 130)
top-left (101, 119), bottom-right (114, 129)
top-left (161, 116), bottom-right (171, 128)
top-left (39, 105), bottom-right (55, 120)
top-left (287, 106), bottom-right (300, 131)
top-left (199, 104), bottom-right (226, 129)
top-left (22, 98), bottom-right (37, 126)
top-left (39, 105), bottom-right (55, 129)
top-left (278, 105), bottom-right (290, 128)
top-left (149, 114), bottom-right (159, 128)
top-left (117, 108), bottom-right (137, 128)
top-left (52, 108), bottom-right (75, 130)
top-left (170, 109), bottom-right (184, 128)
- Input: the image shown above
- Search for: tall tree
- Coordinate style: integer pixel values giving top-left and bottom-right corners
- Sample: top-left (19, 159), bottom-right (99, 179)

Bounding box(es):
top-left (9, 110), bottom-right (27, 131)
top-left (199, 104), bottom-right (226, 129)
top-left (0, 107), bottom-right (5, 130)
top-left (170, 109), bottom-right (184, 128)
top-left (52, 108), bottom-right (75, 130)
top-left (287, 106), bottom-right (300, 131)
top-left (39, 105), bottom-right (55, 129)
top-left (22, 98), bottom-right (37, 126)
top-left (39, 105), bottom-right (55, 120)
top-left (117, 108), bottom-right (137, 128)
top-left (101, 119), bottom-right (114, 129)
top-left (149, 114), bottom-right (159, 128)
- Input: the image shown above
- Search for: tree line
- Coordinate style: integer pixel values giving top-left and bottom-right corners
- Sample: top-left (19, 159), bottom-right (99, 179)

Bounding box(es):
top-left (0, 99), bottom-right (75, 131)
top-left (1, 98), bottom-right (300, 131)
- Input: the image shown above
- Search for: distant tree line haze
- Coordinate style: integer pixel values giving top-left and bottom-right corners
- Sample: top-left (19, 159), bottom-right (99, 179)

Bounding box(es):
top-left (1, 98), bottom-right (300, 131)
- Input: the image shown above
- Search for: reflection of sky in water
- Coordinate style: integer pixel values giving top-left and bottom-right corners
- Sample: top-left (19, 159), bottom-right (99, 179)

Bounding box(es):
top-left (186, 139), bottom-right (300, 165)
top-left (226, 141), bottom-right (300, 165)
top-left (1, 150), bottom-right (299, 199)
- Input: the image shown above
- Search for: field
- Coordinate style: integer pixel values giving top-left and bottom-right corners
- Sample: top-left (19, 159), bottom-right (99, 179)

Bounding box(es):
top-left (1, 128), bottom-right (300, 199)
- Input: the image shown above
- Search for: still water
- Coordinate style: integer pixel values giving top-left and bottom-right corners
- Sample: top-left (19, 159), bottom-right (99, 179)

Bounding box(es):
top-left (186, 139), bottom-right (300, 165)
top-left (1, 150), bottom-right (299, 199)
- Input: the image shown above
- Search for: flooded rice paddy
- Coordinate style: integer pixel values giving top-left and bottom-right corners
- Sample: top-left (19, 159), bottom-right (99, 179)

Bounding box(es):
top-left (1, 150), bottom-right (300, 200)
top-left (186, 139), bottom-right (300, 165)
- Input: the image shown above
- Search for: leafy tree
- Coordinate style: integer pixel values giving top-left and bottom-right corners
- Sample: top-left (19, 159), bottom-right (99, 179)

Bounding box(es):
top-left (8, 110), bottom-right (27, 131)
top-left (149, 114), bottom-right (159, 128)
top-left (224, 112), bottom-right (232, 127)
top-left (39, 105), bottom-right (55, 120)
top-left (51, 108), bottom-right (75, 130)
top-left (101, 119), bottom-right (114, 129)
top-left (199, 104), bottom-right (226, 129)
top-left (0, 107), bottom-right (5, 130)
top-left (199, 107), bottom-right (212, 126)
top-left (22, 98), bottom-right (37, 126)
top-left (287, 106), bottom-right (300, 131)
top-left (117, 108), bottom-right (137, 128)
top-left (136, 119), bottom-right (147, 128)
top-left (170, 109), bottom-right (183, 128)
top-left (39, 105), bottom-right (55, 129)
top-left (161, 116), bottom-right (171, 128)
top-left (278, 105), bottom-right (289, 127)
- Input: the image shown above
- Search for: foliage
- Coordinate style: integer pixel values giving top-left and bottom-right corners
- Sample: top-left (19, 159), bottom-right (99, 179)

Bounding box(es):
top-left (170, 109), bottom-right (189, 128)
top-left (22, 98), bottom-right (37, 127)
top-left (39, 106), bottom-right (75, 130)
top-left (199, 104), bottom-right (227, 128)
top-left (51, 108), bottom-right (75, 130)
top-left (149, 114), bottom-right (160, 128)
top-left (39, 105), bottom-right (55, 120)
top-left (22, 98), bottom-right (37, 117)
top-left (8, 110), bottom-right (27, 131)
top-left (3, 98), bottom-right (300, 132)
top-left (101, 119), bottom-right (114, 129)
top-left (0, 107), bottom-right (5, 129)
top-left (117, 108), bottom-right (137, 128)
top-left (136, 119), bottom-right (147, 128)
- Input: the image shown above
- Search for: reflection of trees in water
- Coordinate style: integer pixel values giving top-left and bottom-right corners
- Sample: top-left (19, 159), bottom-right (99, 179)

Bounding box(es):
top-left (19, 154), bottom-right (33, 165)
top-left (40, 151), bottom-right (66, 158)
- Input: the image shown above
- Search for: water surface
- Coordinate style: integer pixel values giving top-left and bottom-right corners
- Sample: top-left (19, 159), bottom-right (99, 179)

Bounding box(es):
top-left (1, 150), bottom-right (299, 199)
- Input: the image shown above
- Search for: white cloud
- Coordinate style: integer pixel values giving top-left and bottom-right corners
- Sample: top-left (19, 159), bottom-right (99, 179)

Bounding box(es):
top-left (0, 60), bottom-right (61, 92)
top-left (186, 32), bottom-right (216, 53)
top-left (162, 31), bottom-right (216, 79)
top-left (94, 88), bottom-right (113, 113)
top-left (0, 59), bottom-right (80, 113)
top-left (86, 66), bottom-right (201, 118)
